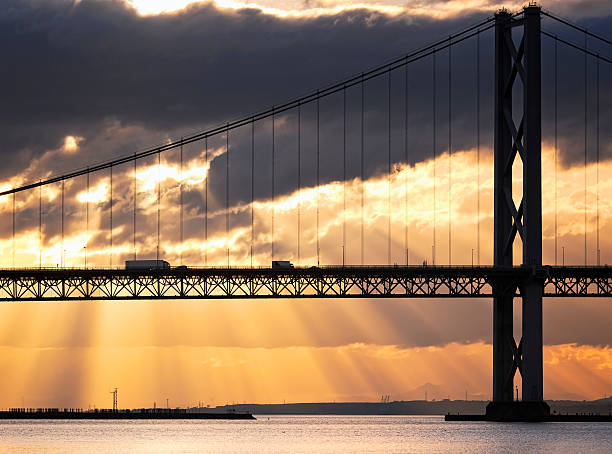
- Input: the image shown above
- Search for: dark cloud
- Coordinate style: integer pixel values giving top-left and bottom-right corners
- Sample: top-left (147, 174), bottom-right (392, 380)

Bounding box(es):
top-left (2, 0), bottom-right (612, 261)
top-left (2, 1), bottom-right (610, 177)
top-left (3, 0), bottom-right (492, 184)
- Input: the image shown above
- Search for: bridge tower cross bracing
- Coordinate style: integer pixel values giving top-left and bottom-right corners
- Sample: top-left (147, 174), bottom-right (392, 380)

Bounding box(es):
top-left (492, 4), bottom-right (547, 416)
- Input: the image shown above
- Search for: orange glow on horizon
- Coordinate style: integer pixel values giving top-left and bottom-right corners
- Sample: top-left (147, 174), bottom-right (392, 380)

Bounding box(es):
top-left (0, 327), bottom-right (610, 407)
top-left (1, 141), bottom-right (612, 407)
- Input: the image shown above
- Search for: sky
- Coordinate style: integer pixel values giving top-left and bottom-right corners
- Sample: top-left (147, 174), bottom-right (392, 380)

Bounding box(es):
top-left (1, 0), bottom-right (612, 409)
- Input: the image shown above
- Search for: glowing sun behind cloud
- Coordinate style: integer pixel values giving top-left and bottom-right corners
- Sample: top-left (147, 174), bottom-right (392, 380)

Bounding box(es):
top-left (125, 0), bottom-right (530, 19)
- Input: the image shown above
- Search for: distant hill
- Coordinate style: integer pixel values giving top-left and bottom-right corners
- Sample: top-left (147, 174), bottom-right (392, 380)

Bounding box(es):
top-left (549, 397), bottom-right (612, 416)
top-left (202, 398), bottom-right (612, 416)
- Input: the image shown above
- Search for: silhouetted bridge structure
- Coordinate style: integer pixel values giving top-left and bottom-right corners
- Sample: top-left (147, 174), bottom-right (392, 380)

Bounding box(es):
top-left (2, 5), bottom-right (612, 420)
top-left (1, 265), bottom-right (611, 301)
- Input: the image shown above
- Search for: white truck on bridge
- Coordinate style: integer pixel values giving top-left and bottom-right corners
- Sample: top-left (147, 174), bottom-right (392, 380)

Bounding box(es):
top-left (125, 260), bottom-right (170, 270)
top-left (272, 261), bottom-right (294, 269)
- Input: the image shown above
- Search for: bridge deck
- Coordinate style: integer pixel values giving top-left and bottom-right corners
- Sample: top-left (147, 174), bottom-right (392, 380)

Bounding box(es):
top-left (0, 266), bottom-right (610, 301)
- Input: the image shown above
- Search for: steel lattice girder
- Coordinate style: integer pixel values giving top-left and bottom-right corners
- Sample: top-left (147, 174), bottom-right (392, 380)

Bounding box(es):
top-left (0, 267), bottom-right (610, 301)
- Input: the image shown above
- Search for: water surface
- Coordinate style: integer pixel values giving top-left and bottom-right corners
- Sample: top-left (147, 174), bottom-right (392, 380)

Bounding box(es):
top-left (1, 415), bottom-right (611, 453)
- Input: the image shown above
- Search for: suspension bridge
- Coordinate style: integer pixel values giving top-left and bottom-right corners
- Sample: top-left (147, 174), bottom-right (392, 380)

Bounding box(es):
top-left (1, 5), bottom-right (611, 419)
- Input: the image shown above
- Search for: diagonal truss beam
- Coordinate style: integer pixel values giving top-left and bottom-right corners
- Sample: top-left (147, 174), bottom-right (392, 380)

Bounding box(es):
top-left (0, 266), bottom-right (609, 301)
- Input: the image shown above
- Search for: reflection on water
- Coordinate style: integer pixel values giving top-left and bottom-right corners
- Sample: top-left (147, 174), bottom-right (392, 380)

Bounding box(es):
top-left (1, 415), bottom-right (611, 453)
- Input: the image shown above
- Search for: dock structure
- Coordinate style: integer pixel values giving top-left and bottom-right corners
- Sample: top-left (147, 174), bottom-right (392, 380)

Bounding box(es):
top-left (0, 408), bottom-right (255, 420)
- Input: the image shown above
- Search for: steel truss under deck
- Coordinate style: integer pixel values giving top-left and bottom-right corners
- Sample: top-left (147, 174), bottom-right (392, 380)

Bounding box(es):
top-left (0, 266), bottom-right (610, 301)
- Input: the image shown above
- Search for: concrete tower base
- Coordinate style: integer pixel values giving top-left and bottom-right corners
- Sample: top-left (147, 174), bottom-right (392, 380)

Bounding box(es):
top-left (485, 401), bottom-right (550, 422)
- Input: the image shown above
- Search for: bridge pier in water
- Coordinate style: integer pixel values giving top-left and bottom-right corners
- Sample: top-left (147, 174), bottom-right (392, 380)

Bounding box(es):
top-left (488, 5), bottom-right (549, 421)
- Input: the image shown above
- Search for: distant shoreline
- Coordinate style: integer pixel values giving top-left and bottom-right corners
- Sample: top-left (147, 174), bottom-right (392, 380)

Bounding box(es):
top-left (214, 398), bottom-right (612, 416)
top-left (3, 399), bottom-right (610, 419)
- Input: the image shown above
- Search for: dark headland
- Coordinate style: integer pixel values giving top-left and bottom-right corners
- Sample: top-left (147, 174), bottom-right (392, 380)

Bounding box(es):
top-left (0, 408), bottom-right (254, 420)
top-left (214, 397), bottom-right (612, 422)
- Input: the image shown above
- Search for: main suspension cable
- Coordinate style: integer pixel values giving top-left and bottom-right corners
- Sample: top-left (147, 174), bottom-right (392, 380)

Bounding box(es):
top-left (541, 31), bottom-right (612, 64)
top-left (541, 11), bottom-right (612, 47)
top-left (3, 17), bottom-right (504, 271)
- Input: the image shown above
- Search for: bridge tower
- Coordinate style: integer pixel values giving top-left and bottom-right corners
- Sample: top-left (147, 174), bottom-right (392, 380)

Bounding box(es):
top-left (489, 5), bottom-right (549, 420)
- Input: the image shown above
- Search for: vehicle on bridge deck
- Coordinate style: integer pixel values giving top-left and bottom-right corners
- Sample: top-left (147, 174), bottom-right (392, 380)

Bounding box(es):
top-left (125, 260), bottom-right (170, 270)
top-left (272, 261), bottom-right (294, 269)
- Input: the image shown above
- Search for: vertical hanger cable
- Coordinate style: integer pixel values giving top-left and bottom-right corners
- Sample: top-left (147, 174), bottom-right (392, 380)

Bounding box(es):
top-left (388, 72), bottom-right (392, 266)
top-left (298, 105), bottom-right (301, 265)
top-left (404, 60), bottom-right (409, 266)
top-left (361, 77), bottom-right (365, 266)
top-left (39, 182), bottom-right (42, 268)
top-left (448, 37), bottom-right (452, 266)
top-left (61, 181), bottom-right (64, 267)
top-left (85, 171), bottom-right (89, 267)
top-left (180, 139), bottom-right (183, 265)
top-left (433, 51), bottom-right (437, 265)
top-left (110, 165), bottom-right (113, 267)
top-left (251, 122), bottom-right (255, 266)
top-left (133, 155), bottom-right (137, 261)
top-left (13, 192), bottom-right (16, 268)
top-left (343, 88), bottom-right (347, 266)
top-left (554, 37), bottom-right (558, 266)
top-left (476, 31), bottom-right (481, 265)
top-left (584, 32), bottom-right (588, 266)
top-left (205, 136), bottom-right (208, 266)
top-left (157, 151), bottom-right (161, 262)
top-left (596, 55), bottom-right (600, 265)
top-left (271, 113), bottom-right (275, 263)
top-left (226, 126), bottom-right (230, 267)
top-left (317, 95), bottom-right (320, 266)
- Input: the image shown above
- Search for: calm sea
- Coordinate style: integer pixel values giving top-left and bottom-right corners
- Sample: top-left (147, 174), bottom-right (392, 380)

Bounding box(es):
top-left (1, 415), bottom-right (611, 453)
